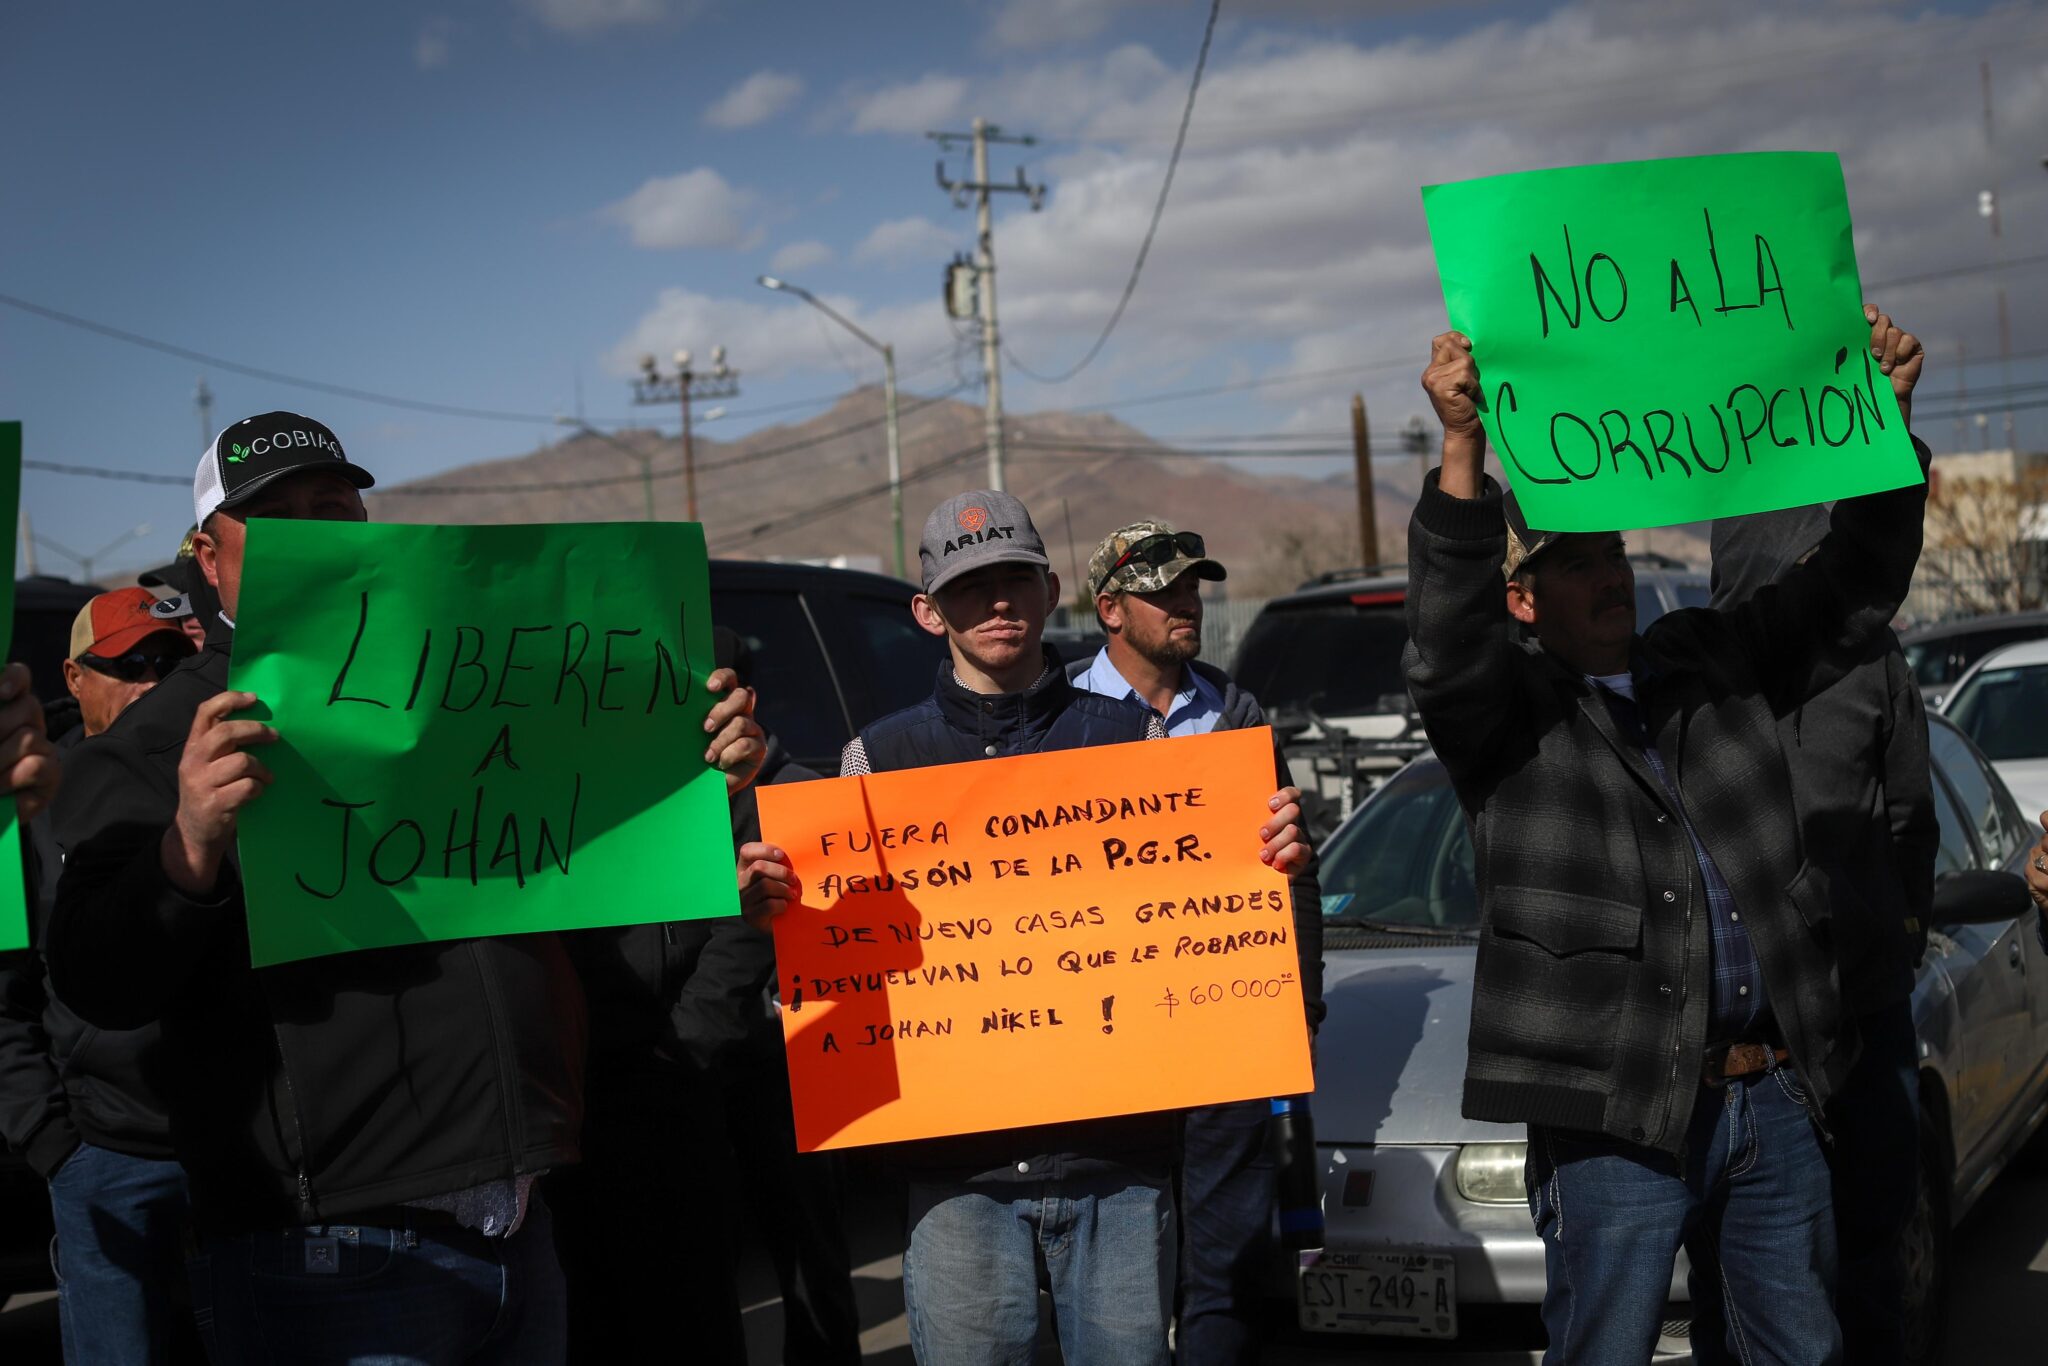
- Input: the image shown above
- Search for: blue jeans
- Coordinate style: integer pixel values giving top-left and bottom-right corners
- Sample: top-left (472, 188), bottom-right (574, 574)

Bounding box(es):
top-left (1528, 1071), bottom-right (1840, 1366)
top-left (1177, 1101), bottom-right (1273, 1366)
top-left (903, 1168), bottom-right (1174, 1366)
top-left (47, 1141), bottom-right (196, 1365)
top-left (189, 1191), bottom-right (567, 1365)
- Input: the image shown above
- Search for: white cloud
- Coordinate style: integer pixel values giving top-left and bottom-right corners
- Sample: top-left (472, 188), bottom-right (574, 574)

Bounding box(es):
top-left (604, 168), bottom-right (760, 250)
top-left (704, 70), bottom-right (805, 129)
top-left (615, 4), bottom-right (2048, 453)
top-left (769, 240), bottom-right (836, 274)
top-left (847, 74), bottom-right (969, 134)
top-left (853, 216), bottom-right (959, 266)
top-left (520, 0), bottom-right (669, 36)
top-left (985, 0), bottom-right (1128, 52)
top-left (414, 19), bottom-right (453, 70)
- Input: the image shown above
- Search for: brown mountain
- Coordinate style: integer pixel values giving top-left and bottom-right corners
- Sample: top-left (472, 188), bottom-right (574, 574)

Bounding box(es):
top-left (367, 387), bottom-right (1704, 597)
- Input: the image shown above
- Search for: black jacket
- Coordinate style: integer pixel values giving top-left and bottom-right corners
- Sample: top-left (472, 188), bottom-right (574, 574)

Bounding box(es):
top-left (565, 735), bottom-right (817, 1082)
top-left (0, 720), bottom-right (180, 1178)
top-left (48, 626), bottom-right (586, 1233)
top-left (1402, 455), bottom-right (1926, 1152)
top-left (1063, 653), bottom-right (1326, 1030)
top-left (851, 656), bottom-right (1173, 1183)
top-left (1711, 506), bottom-right (1939, 1016)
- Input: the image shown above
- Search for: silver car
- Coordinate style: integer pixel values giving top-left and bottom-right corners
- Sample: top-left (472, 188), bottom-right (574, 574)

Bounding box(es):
top-left (1282, 713), bottom-right (2048, 1364)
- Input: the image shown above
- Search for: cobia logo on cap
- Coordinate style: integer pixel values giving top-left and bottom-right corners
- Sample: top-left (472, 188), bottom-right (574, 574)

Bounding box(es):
top-left (225, 429), bottom-right (343, 465)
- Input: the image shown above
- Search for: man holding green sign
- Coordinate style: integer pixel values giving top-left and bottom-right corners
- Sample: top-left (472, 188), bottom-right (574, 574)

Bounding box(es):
top-left (49, 411), bottom-right (765, 1363)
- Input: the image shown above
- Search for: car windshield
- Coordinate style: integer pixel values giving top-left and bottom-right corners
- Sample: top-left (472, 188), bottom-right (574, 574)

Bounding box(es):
top-left (1947, 663), bottom-right (2048, 761)
top-left (1234, 599), bottom-right (1408, 717)
top-left (1902, 638), bottom-right (1950, 690)
top-left (1316, 761), bottom-right (1479, 932)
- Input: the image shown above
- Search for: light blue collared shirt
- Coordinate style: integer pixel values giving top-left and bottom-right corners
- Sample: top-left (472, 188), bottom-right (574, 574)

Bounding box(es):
top-left (1076, 646), bottom-right (1225, 738)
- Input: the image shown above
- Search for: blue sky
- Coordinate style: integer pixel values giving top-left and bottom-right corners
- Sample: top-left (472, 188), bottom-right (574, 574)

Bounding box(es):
top-left (5, 0), bottom-right (2045, 579)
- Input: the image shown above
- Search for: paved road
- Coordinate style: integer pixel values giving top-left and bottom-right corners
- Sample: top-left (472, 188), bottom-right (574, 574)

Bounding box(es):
top-left (6, 1151), bottom-right (2047, 1363)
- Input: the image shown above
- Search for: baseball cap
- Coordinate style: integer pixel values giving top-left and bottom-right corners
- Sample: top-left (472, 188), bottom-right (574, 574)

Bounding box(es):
top-left (918, 491), bottom-right (1051, 595)
top-left (69, 587), bottom-right (194, 662)
top-left (139, 525), bottom-right (202, 595)
top-left (1088, 520), bottom-right (1226, 598)
top-left (1501, 490), bottom-right (1564, 581)
top-left (193, 412), bottom-right (374, 528)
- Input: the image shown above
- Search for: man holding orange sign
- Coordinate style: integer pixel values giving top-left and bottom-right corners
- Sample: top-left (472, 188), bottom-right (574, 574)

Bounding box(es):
top-left (739, 489), bottom-right (1311, 1366)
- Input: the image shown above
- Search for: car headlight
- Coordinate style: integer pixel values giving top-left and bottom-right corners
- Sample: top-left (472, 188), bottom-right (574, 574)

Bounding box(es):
top-left (1454, 1142), bottom-right (1528, 1205)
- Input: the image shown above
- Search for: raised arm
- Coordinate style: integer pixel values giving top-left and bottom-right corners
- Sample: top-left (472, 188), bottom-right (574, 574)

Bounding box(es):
top-left (1402, 333), bottom-right (1523, 776)
top-left (1713, 307), bottom-right (1930, 709)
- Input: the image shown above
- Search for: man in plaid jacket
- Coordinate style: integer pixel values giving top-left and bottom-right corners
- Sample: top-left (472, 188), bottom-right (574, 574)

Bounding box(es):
top-left (1404, 306), bottom-right (1928, 1365)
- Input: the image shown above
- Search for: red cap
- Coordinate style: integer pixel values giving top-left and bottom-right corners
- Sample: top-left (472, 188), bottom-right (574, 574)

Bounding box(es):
top-left (69, 587), bottom-right (192, 661)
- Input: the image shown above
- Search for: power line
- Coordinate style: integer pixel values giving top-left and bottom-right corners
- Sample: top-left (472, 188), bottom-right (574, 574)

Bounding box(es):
top-left (711, 442), bottom-right (989, 552)
top-left (23, 459), bottom-right (186, 487)
top-left (1003, 0), bottom-right (1222, 385)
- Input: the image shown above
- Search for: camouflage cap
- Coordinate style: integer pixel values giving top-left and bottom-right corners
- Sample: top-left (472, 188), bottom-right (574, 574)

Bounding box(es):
top-left (1501, 490), bottom-right (1564, 582)
top-left (1087, 520), bottom-right (1227, 598)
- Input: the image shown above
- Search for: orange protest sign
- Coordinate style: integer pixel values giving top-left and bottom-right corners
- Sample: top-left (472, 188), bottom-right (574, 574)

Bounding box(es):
top-left (758, 726), bottom-right (1313, 1152)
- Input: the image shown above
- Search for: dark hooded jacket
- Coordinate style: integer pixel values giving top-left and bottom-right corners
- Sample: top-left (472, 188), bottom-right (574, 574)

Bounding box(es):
top-left (1711, 505), bottom-right (1939, 1016)
top-left (47, 622), bottom-right (586, 1234)
top-left (0, 713), bottom-right (180, 1178)
top-left (1064, 653), bottom-right (1325, 1029)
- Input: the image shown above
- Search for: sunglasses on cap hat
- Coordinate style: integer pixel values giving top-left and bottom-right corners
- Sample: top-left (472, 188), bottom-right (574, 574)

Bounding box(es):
top-left (78, 648), bottom-right (190, 683)
top-left (1095, 531), bottom-right (1207, 596)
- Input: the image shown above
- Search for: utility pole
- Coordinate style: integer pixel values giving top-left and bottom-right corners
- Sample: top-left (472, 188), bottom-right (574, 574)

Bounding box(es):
top-left (1981, 60), bottom-right (2016, 451)
top-left (632, 347), bottom-right (739, 521)
top-left (932, 119), bottom-right (1043, 492)
top-left (19, 508), bottom-right (34, 576)
top-left (195, 376), bottom-right (214, 450)
top-left (1351, 394), bottom-right (1380, 571)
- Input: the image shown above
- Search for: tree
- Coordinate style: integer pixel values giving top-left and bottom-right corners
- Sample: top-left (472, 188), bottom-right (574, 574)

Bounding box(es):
top-left (1917, 458), bottom-right (2048, 618)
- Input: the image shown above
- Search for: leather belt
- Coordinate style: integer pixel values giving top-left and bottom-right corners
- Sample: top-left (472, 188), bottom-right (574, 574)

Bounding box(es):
top-left (1702, 1041), bottom-right (1791, 1088)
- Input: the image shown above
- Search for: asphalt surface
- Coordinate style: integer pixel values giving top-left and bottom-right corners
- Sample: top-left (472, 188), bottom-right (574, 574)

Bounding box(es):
top-left (4, 1147), bottom-right (2046, 1363)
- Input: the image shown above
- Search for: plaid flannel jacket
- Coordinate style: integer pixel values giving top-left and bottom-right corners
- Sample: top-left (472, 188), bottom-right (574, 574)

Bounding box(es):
top-left (1402, 451), bottom-right (1927, 1154)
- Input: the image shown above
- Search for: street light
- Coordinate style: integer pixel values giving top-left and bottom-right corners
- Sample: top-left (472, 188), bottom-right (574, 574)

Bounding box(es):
top-left (757, 274), bottom-right (906, 579)
top-left (631, 347), bottom-right (741, 522)
top-left (35, 522), bottom-right (153, 584)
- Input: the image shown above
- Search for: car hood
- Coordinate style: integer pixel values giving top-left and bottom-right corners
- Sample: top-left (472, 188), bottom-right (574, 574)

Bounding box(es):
top-left (1990, 759), bottom-right (2048, 820)
top-left (1311, 943), bottom-right (1522, 1146)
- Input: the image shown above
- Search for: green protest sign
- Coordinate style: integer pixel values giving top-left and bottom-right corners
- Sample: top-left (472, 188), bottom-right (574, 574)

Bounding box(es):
top-left (229, 519), bottom-right (737, 967)
top-left (0, 424), bottom-right (22, 952)
top-left (1422, 152), bottom-right (1924, 531)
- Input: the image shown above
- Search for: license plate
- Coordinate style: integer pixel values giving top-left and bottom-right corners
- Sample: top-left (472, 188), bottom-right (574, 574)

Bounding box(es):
top-left (1297, 1250), bottom-right (1458, 1338)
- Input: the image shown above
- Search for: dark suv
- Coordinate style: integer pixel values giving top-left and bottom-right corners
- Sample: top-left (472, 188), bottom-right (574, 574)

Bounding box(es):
top-left (709, 559), bottom-right (946, 773)
top-left (1233, 554), bottom-right (1710, 839)
top-left (1901, 610), bottom-right (2048, 705)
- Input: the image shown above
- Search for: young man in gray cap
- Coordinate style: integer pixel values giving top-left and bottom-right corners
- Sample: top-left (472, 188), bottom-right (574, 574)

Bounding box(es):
top-left (737, 490), bottom-right (1312, 1366)
top-left (49, 411), bottom-right (766, 1363)
top-left (1069, 521), bottom-right (1324, 1366)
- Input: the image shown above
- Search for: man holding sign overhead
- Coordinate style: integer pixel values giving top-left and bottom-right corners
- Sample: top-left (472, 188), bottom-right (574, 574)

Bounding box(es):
top-left (1405, 291), bottom-right (1927, 1366)
top-left (48, 412), bottom-right (765, 1364)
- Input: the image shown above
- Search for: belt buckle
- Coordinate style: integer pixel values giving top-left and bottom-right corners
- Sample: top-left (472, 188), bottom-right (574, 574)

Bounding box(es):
top-left (1701, 1042), bottom-right (1732, 1089)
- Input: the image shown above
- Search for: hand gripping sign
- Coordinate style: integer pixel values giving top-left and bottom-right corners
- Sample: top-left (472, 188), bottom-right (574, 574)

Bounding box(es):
top-left (230, 519), bottom-right (736, 967)
top-left (758, 726), bottom-right (1314, 1152)
top-left (1422, 151), bottom-right (1924, 531)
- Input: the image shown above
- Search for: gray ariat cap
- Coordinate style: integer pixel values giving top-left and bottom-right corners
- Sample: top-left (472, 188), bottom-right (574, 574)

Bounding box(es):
top-left (918, 490), bottom-right (1051, 595)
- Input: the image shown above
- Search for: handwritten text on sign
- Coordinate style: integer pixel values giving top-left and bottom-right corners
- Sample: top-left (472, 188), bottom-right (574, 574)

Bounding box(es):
top-left (758, 727), bottom-right (1313, 1152)
top-left (1422, 152), bottom-right (1923, 531)
top-left (230, 519), bottom-right (737, 967)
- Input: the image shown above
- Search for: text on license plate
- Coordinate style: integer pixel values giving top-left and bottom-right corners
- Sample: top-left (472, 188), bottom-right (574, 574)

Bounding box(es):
top-left (1297, 1251), bottom-right (1457, 1338)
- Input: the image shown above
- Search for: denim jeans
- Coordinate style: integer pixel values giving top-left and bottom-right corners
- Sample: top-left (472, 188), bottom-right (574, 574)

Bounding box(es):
top-left (47, 1141), bottom-right (199, 1365)
top-left (1176, 1100), bottom-right (1274, 1366)
top-left (903, 1168), bottom-right (1174, 1366)
top-left (1527, 1070), bottom-right (1840, 1366)
top-left (189, 1190), bottom-right (566, 1365)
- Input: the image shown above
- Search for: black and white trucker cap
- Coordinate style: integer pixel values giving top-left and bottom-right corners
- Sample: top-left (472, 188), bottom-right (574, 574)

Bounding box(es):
top-left (192, 412), bottom-right (375, 527)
